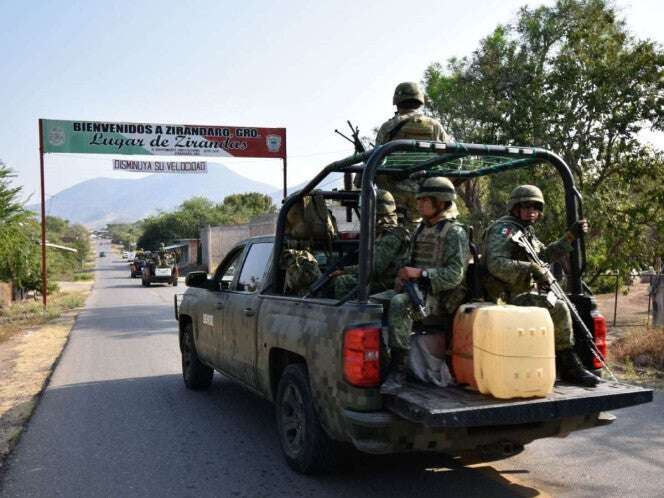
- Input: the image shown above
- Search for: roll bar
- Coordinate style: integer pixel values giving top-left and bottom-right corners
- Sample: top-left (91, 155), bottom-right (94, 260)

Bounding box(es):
top-left (271, 141), bottom-right (585, 301)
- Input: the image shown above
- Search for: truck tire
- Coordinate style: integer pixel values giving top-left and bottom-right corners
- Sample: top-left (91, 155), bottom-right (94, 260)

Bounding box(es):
top-left (276, 364), bottom-right (337, 474)
top-left (181, 323), bottom-right (213, 390)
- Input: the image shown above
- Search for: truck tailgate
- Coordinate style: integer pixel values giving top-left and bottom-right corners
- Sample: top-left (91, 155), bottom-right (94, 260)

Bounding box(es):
top-left (381, 380), bottom-right (653, 428)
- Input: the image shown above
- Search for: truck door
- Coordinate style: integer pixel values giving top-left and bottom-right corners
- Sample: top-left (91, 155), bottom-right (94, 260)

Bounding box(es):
top-left (222, 242), bottom-right (273, 387)
top-left (196, 247), bottom-right (244, 370)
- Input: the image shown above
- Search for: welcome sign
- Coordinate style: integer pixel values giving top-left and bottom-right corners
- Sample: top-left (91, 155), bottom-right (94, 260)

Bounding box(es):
top-left (41, 119), bottom-right (287, 159)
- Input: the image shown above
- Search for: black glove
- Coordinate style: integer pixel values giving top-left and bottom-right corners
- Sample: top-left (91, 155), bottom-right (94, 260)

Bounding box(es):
top-left (530, 263), bottom-right (551, 286)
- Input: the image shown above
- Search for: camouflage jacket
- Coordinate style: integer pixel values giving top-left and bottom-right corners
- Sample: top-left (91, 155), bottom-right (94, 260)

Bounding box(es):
top-left (344, 224), bottom-right (410, 292)
top-left (482, 215), bottom-right (573, 300)
top-left (412, 211), bottom-right (469, 315)
top-left (375, 110), bottom-right (452, 145)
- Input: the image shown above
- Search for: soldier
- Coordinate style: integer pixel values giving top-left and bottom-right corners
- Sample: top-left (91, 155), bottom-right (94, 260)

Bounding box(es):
top-left (333, 190), bottom-right (410, 298)
top-left (388, 177), bottom-right (469, 373)
top-left (482, 185), bottom-right (600, 387)
top-left (376, 82), bottom-right (454, 231)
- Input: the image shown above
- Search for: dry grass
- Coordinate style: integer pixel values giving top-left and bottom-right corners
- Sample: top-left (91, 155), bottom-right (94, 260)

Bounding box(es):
top-left (611, 326), bottom-right (664, 371)
top-left (0, 291), bottom-right (87, 344)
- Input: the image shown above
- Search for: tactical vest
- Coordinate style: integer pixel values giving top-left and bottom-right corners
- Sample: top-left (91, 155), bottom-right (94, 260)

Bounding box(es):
top-left (411, 219), bottom-right (467, 316)
top-left (382, 112), bottom-right (442, 143)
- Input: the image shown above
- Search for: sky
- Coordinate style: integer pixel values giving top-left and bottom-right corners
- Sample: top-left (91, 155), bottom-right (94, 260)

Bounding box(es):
top-left (1, 0), bottom-right (662, 202)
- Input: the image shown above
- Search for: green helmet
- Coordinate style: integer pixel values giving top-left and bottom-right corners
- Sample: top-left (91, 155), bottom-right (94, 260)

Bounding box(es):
top-left (393, 81), bottom-right (425, 107)
top-left (376, 189), bottom-right (397, 215)
top-left (507, 185), bottom-right (545, 212)
top-left (416, 176), bottom-right (456, 202)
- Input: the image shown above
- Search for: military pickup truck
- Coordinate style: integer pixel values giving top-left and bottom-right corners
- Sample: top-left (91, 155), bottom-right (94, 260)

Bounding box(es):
top-left (175, 141), bottom-right (653, 474)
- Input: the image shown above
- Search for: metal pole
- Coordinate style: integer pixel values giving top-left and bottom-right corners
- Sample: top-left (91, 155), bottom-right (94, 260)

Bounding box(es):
top-left (613, 272), bottom-right (619, 327)
top-left (282, 157), bottom-right (287, 200)
top-left (38, 119), bottom-right (48, 309)
top-left (647, 273), bottom-right (652, 327)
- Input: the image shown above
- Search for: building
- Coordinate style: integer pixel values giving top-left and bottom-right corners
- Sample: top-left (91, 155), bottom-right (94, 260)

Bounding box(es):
top-left (200, 206), bottom-right (359, 274)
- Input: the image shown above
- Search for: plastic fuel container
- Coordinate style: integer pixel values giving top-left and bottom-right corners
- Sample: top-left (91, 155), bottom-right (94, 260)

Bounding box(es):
top-left (452, 303), bottom-right (556, 399)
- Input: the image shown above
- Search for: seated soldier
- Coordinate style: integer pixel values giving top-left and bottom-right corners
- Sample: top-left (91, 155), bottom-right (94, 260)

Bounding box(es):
top-left (332, 190), bottom-right (410, 298)
top-left (388, 177), bottom-right (469, 375)
top-left (482, 185), bottom-right (599, 387)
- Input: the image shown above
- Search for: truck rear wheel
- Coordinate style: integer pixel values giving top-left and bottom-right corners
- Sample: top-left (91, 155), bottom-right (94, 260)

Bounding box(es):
top-left (181, 323), bottom-right (213, 390)
top-left (276, 364), bottom-right (337, 474)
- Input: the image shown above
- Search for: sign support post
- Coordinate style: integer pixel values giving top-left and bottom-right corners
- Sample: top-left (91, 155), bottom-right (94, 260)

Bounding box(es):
top-left (38, 119), bottom-right (48, 308)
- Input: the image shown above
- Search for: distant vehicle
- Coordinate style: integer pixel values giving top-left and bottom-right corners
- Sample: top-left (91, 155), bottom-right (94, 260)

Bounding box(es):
top-left (130, 258), bottom-right (145, 278)
top-left (99, 251), bottom-right (106, 257)
top-left (142, 260), bottom-right (178, 286)
top-left (121, 251), bottom-right (129, 259)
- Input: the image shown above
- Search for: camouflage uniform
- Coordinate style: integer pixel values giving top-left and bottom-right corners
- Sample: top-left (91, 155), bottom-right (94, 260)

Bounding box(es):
top-left (482, 214), bottom-right (574, 350)
top-left (334, 191), bottom-right (410, 298)
top-left (355, 82), bottom-right (453, 232)
top-left (388, 178), bottom-right (469, 351)
top-left (481, 185), bottom-right (601, 387)
top-left (377, 83), bottom-right (452, 232)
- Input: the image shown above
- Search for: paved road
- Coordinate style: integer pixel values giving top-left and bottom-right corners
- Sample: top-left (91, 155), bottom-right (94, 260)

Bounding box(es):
top-left (1, 241), bottom-right (660, 497)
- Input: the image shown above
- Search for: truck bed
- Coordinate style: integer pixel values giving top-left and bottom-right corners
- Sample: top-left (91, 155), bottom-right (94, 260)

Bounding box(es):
top-left (381, 379), bottom-right (653, 428)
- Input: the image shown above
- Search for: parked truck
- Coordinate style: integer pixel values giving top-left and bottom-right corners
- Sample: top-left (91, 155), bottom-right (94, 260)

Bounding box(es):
top-left (175, 141), bottom-right (653, 474)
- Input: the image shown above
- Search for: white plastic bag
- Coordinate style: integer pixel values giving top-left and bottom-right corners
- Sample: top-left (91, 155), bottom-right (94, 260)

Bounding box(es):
top-left (407, 334), bottom-right (453, 387)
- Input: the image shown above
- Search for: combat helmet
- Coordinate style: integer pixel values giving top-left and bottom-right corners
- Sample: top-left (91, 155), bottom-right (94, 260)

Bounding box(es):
top-left (376, 189), bottom-right (397, 215)
top-left (416, 176), bottom-right (456, 202)
top-left (393, 81), bottom-right (425, 107)
top-left (507, 185), bottom-right (545, 212)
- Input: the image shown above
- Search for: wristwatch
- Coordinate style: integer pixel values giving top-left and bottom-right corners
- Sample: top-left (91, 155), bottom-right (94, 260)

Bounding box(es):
top-left (421, 270), bottom-right (429, 279)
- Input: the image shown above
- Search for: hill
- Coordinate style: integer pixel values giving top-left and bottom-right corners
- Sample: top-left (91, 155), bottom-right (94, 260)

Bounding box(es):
top-left (30, 163), bottom-right (280, 228)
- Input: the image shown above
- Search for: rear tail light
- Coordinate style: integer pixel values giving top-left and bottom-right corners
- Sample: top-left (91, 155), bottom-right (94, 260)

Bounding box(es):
top-left (343, 326), bottom-right (381, 387)
top-left (591, 312), bottom-right (607, 369)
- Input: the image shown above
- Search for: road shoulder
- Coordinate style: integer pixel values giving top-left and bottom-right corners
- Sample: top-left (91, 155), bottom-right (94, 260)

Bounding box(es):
top-left (0, 283), bottom-right (92, 471)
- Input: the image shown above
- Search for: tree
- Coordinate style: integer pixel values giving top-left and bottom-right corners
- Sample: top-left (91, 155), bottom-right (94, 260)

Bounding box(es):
top-left (136, 193), bottom-right (275, 250)
top-left (0, 161), bottom-right (41, 291)
top-left (423, 0), bottom-right (664, 285)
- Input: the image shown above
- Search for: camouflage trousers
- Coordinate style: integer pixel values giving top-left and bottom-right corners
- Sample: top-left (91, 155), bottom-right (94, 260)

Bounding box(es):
top-left (388, 293), bottom-right (414, 350)
top-left (334, 274), bottom-right (358, 299)
top-left (511, 293), bottom-right (574, 351)
top-left (334, 274), bottom-right (390, 299)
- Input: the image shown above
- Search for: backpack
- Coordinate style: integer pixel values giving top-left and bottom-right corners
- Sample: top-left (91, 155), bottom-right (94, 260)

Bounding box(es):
top-left (285, 193), bottom-right (338, 244)
top-left (280, 249), bottom-right (322, 296)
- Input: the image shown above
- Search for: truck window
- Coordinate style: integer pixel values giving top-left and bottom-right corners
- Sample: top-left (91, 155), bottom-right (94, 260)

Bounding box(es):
top-left (237, 242), bottom-right (273, 292)
top-left (215, 249), bottom-right (244, 291)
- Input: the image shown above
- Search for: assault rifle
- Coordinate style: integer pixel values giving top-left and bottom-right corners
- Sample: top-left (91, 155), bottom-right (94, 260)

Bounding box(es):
top-left (335, 120), bottom-right (369, 222)
top-left (403, 280), bottom-right (428, 322)
top-left (303, 250), bottom-right (357, 299)
top-left (510, 230), bottom-right (616, 380)
top-left (335, 120), bottom-right (367, 154)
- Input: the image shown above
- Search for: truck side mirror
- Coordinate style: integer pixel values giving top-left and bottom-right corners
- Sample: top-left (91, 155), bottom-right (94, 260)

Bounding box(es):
top-left (185, 271), bottom-right (208, 288)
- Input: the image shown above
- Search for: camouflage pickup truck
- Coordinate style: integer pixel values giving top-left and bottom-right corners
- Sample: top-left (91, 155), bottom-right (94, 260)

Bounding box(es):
top-left (175, 141), bottom-right (653, 474)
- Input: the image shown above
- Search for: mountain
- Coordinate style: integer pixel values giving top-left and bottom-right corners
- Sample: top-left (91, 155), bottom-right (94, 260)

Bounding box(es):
top-left (31, 163), bottom-right (280, 228)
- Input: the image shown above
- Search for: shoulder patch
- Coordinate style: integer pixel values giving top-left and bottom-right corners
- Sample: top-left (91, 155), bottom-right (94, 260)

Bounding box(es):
top-left (500, 226), bottom-right (513, 237)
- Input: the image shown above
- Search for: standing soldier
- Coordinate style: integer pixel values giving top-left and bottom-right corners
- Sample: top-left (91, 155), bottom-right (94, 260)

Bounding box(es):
top-left (333, 190), bottom-right (410, 298)
top-left (355, 82), bottom-right (453, 231)
top-left (482, 185), bottom-right (600, 387)
top-left (388, 177), bottom-right (469, 374)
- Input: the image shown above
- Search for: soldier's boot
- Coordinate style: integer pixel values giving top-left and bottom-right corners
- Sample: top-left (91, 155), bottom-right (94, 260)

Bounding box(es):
top-left (556, 349), bottom-right (601, 387)
top-left (382, 348), bottom-right (410, 389)
top-left (391, 347), bottom-right (410, 373)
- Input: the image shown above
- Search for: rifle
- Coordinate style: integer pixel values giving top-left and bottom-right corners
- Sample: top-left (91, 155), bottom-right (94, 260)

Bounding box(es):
top-left (510, 230), bottom-right (616, 380)
top-left (336, 120), bottom-right (369, 222)
top-left (335, 120), bottom-right (367, 154)
top-left (303, 251), bottom-right (357, 299)
top-left (403, 280), bottom-right (428, 322)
